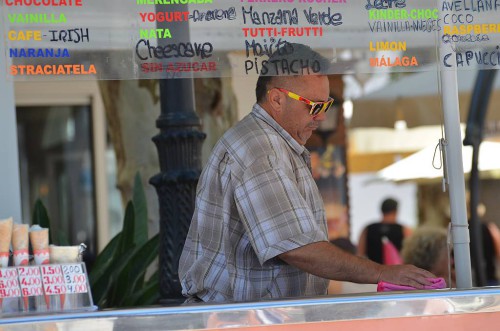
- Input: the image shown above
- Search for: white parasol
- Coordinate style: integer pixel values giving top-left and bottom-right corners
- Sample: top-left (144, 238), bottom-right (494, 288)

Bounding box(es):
top-left (377, 141), bottom-right (500, 183)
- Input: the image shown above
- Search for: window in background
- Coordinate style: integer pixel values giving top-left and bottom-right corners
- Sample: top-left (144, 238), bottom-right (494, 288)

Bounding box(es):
top-left (16, 105), bottom-right (97, 267)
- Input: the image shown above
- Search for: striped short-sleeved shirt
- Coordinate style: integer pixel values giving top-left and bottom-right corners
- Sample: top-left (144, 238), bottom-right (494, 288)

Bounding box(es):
top-left (179, 104), bottom-right (329, 303)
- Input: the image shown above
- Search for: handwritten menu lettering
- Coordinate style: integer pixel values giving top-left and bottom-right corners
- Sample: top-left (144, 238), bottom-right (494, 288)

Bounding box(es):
top-left (136, 0), bottom-right (218, 77)
top-left (441, 0), bottom-right (500, 68)
top-left (61, 264), bottom-right (88, 294)
top-left (190, 7), bottom-right (236, 21)
top-left (2, 0), bottom-right (500, 79)
top-left (48, 28), bottom-right (89, 42)
top-left (241, 4), bottom-right (344, 75)
top-left (41, 265), bottom-right (67, 295)
top-left (365, 0), bottom-right (406, 10)
top-left (366, 0), bottom-right (440, 68)
top-left (18, 266), bottom-right (44, 297)
top-left (0, 263), bottom-right (93, 314)
top-left (0, 268), bottom-right (22, 299)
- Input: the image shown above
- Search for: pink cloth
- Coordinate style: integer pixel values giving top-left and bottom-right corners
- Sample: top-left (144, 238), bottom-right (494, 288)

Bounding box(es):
top-left (377, 277), bottom-right (447, 292)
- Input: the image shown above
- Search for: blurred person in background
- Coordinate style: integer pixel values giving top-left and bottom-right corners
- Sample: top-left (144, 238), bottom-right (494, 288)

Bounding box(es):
top-left (475, 203), bottom-right (500, 286)
top-left (358, 198), bottom-right (412, 264)
top-left (401, 226), bottom-right (455, 287)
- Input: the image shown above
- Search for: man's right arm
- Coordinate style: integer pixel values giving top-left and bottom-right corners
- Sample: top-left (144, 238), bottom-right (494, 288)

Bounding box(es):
top-left (279, 241), bottom-right (434, 288)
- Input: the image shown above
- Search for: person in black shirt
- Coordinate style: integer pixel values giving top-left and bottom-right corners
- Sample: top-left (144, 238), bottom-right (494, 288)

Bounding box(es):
top-left (358, 198), bottom-right (412, 264)
top-left (480, 221), bottom-right (499, 285)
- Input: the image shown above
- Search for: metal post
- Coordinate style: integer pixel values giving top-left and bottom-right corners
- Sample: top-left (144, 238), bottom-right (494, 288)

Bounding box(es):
top-left (468, 144), bottom-right (486, 286)
top-left (463, 69), bottom-right (498, 286)
top-left (439, 72), bottom-right (473, 289)
top-left (150, 3), bottom-right (206, 304)
top-left (438, 2), bottom-right (473, 288)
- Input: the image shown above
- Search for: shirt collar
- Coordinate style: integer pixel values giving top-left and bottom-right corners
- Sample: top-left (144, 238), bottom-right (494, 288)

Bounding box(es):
top-left (251, 104), bottom-right (306, 156)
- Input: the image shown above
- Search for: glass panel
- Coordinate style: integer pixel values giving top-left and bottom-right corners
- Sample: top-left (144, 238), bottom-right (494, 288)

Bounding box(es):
top-left (307, 103), bottom-right (349, 241)
top-left (3, 0), bottom-right (500, 81)
top-left (16, 105), bottom-right (96, 267)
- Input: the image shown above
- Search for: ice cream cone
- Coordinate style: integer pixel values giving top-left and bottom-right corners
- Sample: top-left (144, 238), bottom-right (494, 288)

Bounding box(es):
top-left (29, 226), bottom-right (49, 265)
top-left (0, 217), bottom-right (14, 267)
top-left (12, 223), bottom-right (29, 266)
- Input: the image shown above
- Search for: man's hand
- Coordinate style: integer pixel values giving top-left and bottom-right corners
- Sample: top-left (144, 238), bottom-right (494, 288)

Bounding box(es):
top-left (279, 242), bottom-right (437, 287)
top-left (378, 264), bottom-right (436, 288)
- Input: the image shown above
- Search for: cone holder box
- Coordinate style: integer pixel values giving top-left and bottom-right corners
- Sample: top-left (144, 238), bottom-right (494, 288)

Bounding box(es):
top-left (0, 262), bottom-right (96, 315)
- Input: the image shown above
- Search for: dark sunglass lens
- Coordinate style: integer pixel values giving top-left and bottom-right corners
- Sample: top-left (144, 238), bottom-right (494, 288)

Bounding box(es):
top-left (311, 104), bottom-right (322, 115)
top-left (324, 101), bottom-right (333, 113)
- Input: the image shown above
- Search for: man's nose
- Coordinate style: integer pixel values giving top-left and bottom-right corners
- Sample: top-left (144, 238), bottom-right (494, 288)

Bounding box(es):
top-left (312, 111), bottom-right (327, 121)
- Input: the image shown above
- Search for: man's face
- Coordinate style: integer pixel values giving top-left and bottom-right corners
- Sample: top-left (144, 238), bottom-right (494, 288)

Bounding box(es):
top-left (274, 75), bottom-right (330, 145)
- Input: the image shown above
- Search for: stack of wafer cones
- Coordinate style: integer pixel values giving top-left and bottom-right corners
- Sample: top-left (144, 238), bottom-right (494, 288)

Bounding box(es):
top-left (12, 223), bottom-right (30, 310)
top-left (12, 223), bottom-right (29, 267)
top-left (29, 225), bottom-right (49, 266)
top-left (29, 225), bottom-right (50, 309)
top-left (0, 217), bottom-right (13, 268)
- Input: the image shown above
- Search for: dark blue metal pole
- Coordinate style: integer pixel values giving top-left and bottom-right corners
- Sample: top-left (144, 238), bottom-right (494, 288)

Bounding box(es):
top-left (463, 69), bottom-right (497, 287)
top-left (150, 3), bottom-right (206, 304)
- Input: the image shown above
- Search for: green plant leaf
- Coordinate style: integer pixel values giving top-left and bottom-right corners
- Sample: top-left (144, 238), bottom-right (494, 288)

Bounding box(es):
top-left (31, 199), bottom-right (52, 243)
top-left (89, 233), bottom-right (121, 286)
top-left (91, 243), bottom-right (137, 306)
top-left (129, 234), bottom-right (159, 292)
top-left (31, 199), bottom-right (72, 246)
top-left (112, 233), bottom-right (159, 306)
top-left (88, 175), bottom-right (161, 309)
top-left (129, 172), bottom-right (150, 299)
top-left (114, 202), bottom-right (135, 260)
top-left (123, 270), bottom-right (159, 307)
top-left (133, 172), bottom-right (149, 246)
top-left (56, 232), bottom-right (70, 246)
top-left (90, 202), bottom-right (140, 307)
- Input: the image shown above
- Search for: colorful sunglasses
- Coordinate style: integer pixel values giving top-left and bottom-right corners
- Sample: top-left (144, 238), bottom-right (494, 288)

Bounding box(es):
top-left (273, 87), bottom-right (334, 116)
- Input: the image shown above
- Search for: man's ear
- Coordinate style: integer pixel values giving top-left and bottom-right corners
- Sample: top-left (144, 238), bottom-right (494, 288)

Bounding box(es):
top-left (267, 89), bottom-right (283, 113)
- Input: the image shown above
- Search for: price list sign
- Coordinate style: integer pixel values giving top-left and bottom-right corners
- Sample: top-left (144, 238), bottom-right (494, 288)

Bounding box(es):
top-left (0, 268), bottom-right (22, 299)
top-left (61, 264), bottom-right (88, 294)
top-left (18, 266), bottom-right (44, 297)
top-left (41, 265), bottom-right (67, 296)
